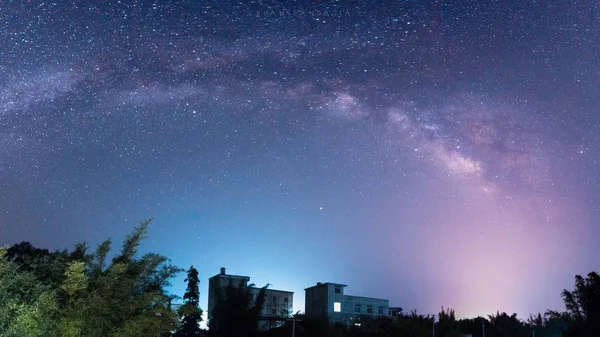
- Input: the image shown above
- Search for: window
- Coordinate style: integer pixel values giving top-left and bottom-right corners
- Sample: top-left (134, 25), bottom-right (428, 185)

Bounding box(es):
top-left (272, 308), bottom-right (276, 315)
top-left (367, 306), bottom-right (373, 314)
top-left (334, 302), bottom-right (341, 312)
top-left (273, 296), bottom-right (277, 303)
top-left (284, 297), bottom-right (288, 303)
top-left (378, 307), bottom-right (384, 315)
top-left (354, 304), bottom-right (361, 313)
top-left (335, 287), bottom-right (341, 294)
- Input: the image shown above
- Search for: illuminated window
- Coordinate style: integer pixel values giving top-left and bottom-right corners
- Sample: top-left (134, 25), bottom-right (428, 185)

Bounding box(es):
top-left (334, 302), bottom-right (341, 312)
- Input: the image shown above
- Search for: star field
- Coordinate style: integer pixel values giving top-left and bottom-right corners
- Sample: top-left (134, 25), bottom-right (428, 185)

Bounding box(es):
top-left (1, 1), bottom-right (599, 319)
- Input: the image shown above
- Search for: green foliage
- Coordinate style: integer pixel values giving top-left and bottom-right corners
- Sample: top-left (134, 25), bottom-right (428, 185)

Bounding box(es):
top-left (61, 261), bottom-right (87, 298)
top-left (0, 218), bottom-right (182, 337)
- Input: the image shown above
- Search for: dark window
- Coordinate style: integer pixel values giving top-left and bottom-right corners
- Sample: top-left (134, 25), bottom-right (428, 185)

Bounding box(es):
top-left (367, 306), bottom-right (373, 314)
top-left (354, 304), bottom-right (361, 313)
top-left (335, 287), bottom-right (341, 294)
top-left (273, 296), bottom-right (277, 302)
top-left (272, 308), bottom-right (276, 315)
top-left (284, 297), bottom-right (288, 303)
top-left (378, 307), bottom-right (384, 315)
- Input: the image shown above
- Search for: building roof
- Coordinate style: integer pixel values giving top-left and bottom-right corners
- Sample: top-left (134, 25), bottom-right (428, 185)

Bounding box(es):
top-left (344, 294), bottom-right (389, 302)
top-left (304, 282), bottom-right (348, 290)
top-left (258, 287), bottom-right (294, 294)
top-left (209, 273), bottom-right (250, 281)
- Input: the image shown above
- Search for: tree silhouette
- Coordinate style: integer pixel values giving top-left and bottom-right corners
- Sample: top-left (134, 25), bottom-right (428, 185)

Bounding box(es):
top-left (525, 312), bottom-right (569, 337)
top-left (561, 271), bottom-right (600, 336)
top-left (209, 279), bottom-right (267, 337)
top-left (486, 312), bottom-right (527, 337)
top-left (458, 316), bottom-right (488, 337)
top-left (437, 306), bottom-right (461, 337)
top-left (392, 310), bottom-right (434, 337)
top-left (175, 266), bottom-right (202, 336)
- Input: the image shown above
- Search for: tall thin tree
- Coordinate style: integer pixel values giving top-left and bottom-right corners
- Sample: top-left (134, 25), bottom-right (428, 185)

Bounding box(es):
top-left (175, 266), bottom-right (203, 336)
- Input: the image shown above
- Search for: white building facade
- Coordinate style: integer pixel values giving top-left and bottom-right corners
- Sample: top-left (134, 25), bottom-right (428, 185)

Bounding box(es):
top-left (305, 282), bottom-right (389, 325)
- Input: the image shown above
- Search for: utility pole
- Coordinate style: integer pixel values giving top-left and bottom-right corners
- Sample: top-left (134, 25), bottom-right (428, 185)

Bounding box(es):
top-left (293, 318), bottom-right (296, 337)
top-left (432, 314), bottom-right (436, 337)
top-left (482, 321), bottom-right (485, 337)
top-left (288, 317), bottom-right (302, 337)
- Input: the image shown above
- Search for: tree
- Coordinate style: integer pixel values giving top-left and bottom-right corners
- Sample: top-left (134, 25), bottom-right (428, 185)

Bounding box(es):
top-left (175, 266), bottom-right (203, 336)
top-left (80, 219), bottom-right (182, 337)
top-left (560, 271), bottom-right (600, 336)
top-left (486, 312), bottom-right (527, 337)
top-left (525, 312), bottom-right (569, 337)
top-left (209, 279), bottom-right (267, 337)
top-left (0, 247), bottom-right (60, 337)
top-left (1, 218), bottom-right (182, 337)
top-left (394, 310), bottom-right (434, 337)
top-left (437, 306), bottom-right (461, 337)
top-left (457, 316), bottom-right (488, 337)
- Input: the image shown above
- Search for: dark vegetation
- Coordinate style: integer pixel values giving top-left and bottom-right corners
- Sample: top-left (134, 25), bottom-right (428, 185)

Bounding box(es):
top-left (0, 219), bottom-right (598, 337)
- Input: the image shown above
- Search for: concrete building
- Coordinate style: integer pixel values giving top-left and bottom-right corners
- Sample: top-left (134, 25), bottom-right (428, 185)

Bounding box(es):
top-left (207, 267), bottom-right (293, 330)
top-left (388, 307), bottom-right (403, 316)
top-left (305, 282), bottom-right (389, 325)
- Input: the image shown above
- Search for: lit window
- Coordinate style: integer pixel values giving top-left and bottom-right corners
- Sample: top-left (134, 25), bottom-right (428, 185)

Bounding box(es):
top-left (334, 302), bottom-right (341, 312)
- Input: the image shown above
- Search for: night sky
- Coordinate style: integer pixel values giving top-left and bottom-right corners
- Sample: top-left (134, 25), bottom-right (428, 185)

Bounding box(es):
top-left (1, 0), bottom-right (599, 320)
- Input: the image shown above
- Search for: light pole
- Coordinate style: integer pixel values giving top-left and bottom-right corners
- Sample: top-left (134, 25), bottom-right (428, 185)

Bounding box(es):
top-left (482, 321), bottom-right (485, 337)
top-left (432, 314), bottom-right (436, 337)
top-left (287, 317), bottom-right (302, 337)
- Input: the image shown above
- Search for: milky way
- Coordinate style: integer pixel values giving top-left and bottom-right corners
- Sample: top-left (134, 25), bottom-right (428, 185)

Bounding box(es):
top-left (1, 1), bottom-right (599, 319)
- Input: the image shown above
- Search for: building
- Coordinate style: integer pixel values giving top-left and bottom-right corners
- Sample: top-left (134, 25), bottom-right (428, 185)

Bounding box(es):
top-left (207, 267), bottom-right (293, 330)
top-left (388, 307), bottom-right (403, 316)
top-left (304, 282), bottom-right (389, 325)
